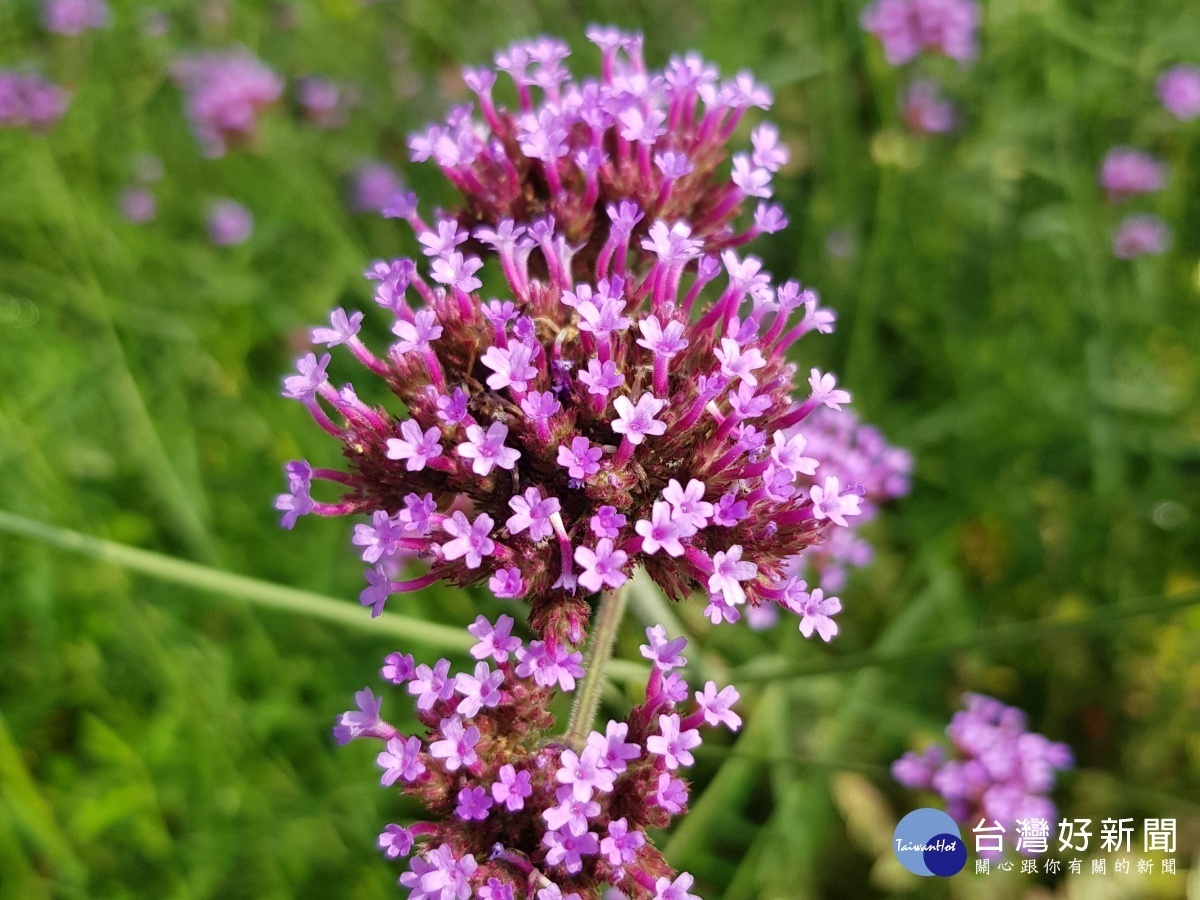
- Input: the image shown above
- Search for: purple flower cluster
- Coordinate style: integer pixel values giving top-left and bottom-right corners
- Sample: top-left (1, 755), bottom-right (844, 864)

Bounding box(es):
top-left (0, 71), bottom-right (69, 131)
top-left (297, 76), bottom-right (356, 129)
top-left (1098, 147), bottom-right (1166, 202)
top-left (41, 0), bottom-right (109, 35)
top-left (860, 0), bottom-right (980, 66)
top-left (351, 161), bottom-right (408, 215)
top-left (1112, 215), bottom-right (1170, 259)
top-left (277, 28), bottom-right (895, 645)
top-left (1157, 64), bottom-right (1200, 121)
top-left (207, 199), bottom-right (254, 246)
top-left (171, 50), bottom-right (284, 156)
top-left (902, 79), bottom-right (956, 135)
top-left (336, 617), bottom-right (736, 898)
top-left (893, 693), bottom-right (1073, 848)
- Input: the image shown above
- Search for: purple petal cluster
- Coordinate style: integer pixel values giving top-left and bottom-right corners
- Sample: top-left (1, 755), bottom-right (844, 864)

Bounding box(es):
top-left (171, 50), bottom-right (284, 157)
top-left (336, 616), bottom-right (738, 898)
top-left (41, 0), bottom-right (109, 35)
top-left (893, 693), bottom-right (1074, 845)
top-left (1112, 214), bottom-right (1171, 259)
top-left (277, 28), bottom-right (899, 644)
top-left (861, 0), bottom-right (980, 66)
top-left (351, 161), bottom-right (407, 214)
top-left (0, 71), bottom-right (69, 131)
top-left (1098, 147), bottom-right (1166, 202)
top-left (1157, 64), bottom-right (1200, 121)
top-left (207, 199), bottom-right (254, 246)
top-left (902, 79), bottom-right (957, 135)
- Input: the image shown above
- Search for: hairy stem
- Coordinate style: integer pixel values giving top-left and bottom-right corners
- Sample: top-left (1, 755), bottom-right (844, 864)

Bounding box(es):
top-left (563, 582), bottom-right (630, 750)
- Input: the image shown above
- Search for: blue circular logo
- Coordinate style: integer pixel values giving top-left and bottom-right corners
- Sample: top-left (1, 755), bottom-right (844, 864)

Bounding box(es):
top-left (893, 809), bottom-right (966, 877)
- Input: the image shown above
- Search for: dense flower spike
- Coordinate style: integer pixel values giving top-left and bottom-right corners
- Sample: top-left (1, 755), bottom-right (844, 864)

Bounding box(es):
top-left (172, 50), bottom-right (284, 156)
top-left (861, 0), bottom-right (980, 66)
top-left (1157, 64), bottom-right (1200, 121)
top-left (276, 28), bottom-right (906, 645)
top-left (0, 71), bottom-right (69, 131)
top-left (892, 693), bottom-right (1074, 851)
top-left (336, 618), bottom-right (740, 898)
top-left (1112, 214), bottom-right (1171, 260)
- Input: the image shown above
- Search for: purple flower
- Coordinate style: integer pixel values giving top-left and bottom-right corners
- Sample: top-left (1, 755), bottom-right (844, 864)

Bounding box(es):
top-left (506, 487), bottom-right (561, 540)
top-left (172, 52), bottom-right (283, 156)
top-left (574, 539), bottom-right (629, 593)
top-left (467, 614), bottom-right (522, 662)
top-left (1158, 64), bottom-right (1200, 121)
top-left (207, 199), bottom-right (254, 246)
top-left (378, 823), bottom-right (414, 858)
top-left (557, 436), bottom-right (603, 480)
top-left (0, 71), bottom-right (70, 131)
top-left (351, 161), bottom-right (405, 214)
top-left (809, 476), bottom-right (862, 528)
top-left (579, 358), bottom-right (625, 397)
top-left (661, 479), bottom-right (713, 535)
top-left (1112, 214), bottom-right (1171, 259)
top-left (640, 625), bottom-right (688, 671)
top-left (393, 309), bottom-right (444, 353)
top-left (556, 745), bottom-right (617, 801)
top-left (655, 773), bottom-right (688, 814)
top-left (491, 764), bottom-right (533, 811)
top-left (274, 460), bottom-right (313, 529)
top-left (455, 785), bottom-right (493, 820)
top-left (586, 721), bottom-right (641, 774)
top-left (903, 79), bottom-right (957, 134)
top-left (312, 307), bottom-right (363, 347)
top-left (282, 353), bottom-right (330, 401)
top-left (439, 511), bottom-right (496, 569)
top-left (599, 817), bottom-right (646, 867)
top-left (861, 0), bottom-right (980, 66)
top-left (654, 872), bottom-right (700, 900)
top-left (297, 76), bottom-right (350, 129)
top-left (409, 659), bottom-right (455, 710)
top-left (695, 682), bottom-right (742, 730)
top-left (119, 187), bottom-right (157, 224)
top-left (635, 501), bottom-right (686, 557)
top-left (42, 0), bottom-right (109, 35)
top-left (515, 640), bottom-right (584, 691)
top-left (429, 715), bottom-right (481, 772)
top-left (377, 735), bottom-right (426, 785)
top-left (481, 342), bottom-right (538, 392)
top-left (382, 652), bottom-right (416, 684)
top-left (454, 661), bottom-right (503, 717)
top-left (334, 687), bottom-right (381, 744)
top-left (457, 422), bottom-right (521, 476)
top-left (386, 420), bottom-right (445, 471)
top-left (543, 827), bottom-right (600, 874)
top-left (611, 394), bottom-right (667, 445)
top-left (708, 545), bottom-right (757, 605)
top-left (646, 713), bottom-right (702, 770)
top-left (488, 566), bottom-right (526, 598)
top-left (1099, 148), bottom-right (1166, 201)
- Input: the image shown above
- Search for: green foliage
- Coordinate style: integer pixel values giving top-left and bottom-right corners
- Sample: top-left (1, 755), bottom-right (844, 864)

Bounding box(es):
top-left (1, 0), bottom-right (1198, 897)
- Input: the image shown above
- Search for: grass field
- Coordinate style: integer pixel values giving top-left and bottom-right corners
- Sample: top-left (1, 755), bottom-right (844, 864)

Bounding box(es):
top-left (1, 0), bottom-right (1198, 897)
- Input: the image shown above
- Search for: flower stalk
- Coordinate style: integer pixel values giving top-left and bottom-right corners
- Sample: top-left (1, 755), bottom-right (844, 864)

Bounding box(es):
top-left (563, 582), bottom-right (630, 750)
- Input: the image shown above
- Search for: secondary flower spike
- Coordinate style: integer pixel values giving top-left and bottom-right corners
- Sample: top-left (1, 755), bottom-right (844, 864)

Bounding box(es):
top-left (336, 617), bottom-right (738, 898)
top-left (277, 27), bottom-right (893, 645)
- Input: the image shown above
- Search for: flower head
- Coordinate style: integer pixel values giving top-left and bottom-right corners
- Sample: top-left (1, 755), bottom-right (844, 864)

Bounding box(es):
top-left (172, 51), bottom-right (283, 156)
top-left (1158, 64), bottom-right (1200, 121)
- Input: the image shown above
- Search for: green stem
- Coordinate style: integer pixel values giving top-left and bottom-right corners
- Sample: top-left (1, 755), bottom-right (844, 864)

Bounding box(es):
top-left (563, 582), bottom-right (630, 750)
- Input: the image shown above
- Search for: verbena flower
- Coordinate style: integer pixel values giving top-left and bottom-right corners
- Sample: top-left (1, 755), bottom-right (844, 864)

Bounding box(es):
top-left (337, 617), bottom-right (736, 898)
top-left (1157, 64), bottom-right (1200, 121)
top-left (296, 76), bottom-right (355, 129)
top-left (277, 28), bottom-right (900, 646)
top-left (1112, 214), bottom-right (1171, 259)
top-left (1098, 147), bottom-right (1165, 201)
top-left (352, 161), bottom-right (407, 214)
top-left (0, 70), bottom-right (70, 131)
top-left (207, 199), bottom-right (254, 246)
top-left (172, 50), bottom-right (284, 157)
top-left (902, 79), bottom-right (956, 134)
top-left (41, 0), bottom-right (109, 35)
top-left (860, 0), bottom-right (980, 66)
top-left (892, 693), bottom-right (1073, 851)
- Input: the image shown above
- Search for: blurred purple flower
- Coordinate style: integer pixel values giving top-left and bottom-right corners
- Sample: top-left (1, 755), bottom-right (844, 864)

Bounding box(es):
top-left (0, 71), bottom-right (69, 131)
top-left (207, 199), bottom-right (254, 246)
top-left (172, 51), bottom-right (284, 157)
top-left (42, 0), bottom-right (109, 35)
top-left (1112, 214), bottom-right (1170, 259)
top-left (350, 161), bottom-right (406, 214)
top-left (120, 187), bottom-right (157, 224)
top-left (1157, 64), bottom-right (1200, 121)
top-left (861, 0), bottom-right (980, 66)
top-left (903, 79), bottom-right (956, 134)
top-left (1099, 147), bottom-right (1166, 201)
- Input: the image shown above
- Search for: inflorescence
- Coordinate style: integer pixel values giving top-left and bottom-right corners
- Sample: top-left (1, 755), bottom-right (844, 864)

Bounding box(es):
top-left (892, 693), bottom-right (1074, 848)
top-left (276, 28), bottom-right (901, 646)
top-left (336, 616), bottom-right (736, 899)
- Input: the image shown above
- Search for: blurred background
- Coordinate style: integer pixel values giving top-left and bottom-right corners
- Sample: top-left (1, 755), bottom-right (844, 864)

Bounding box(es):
top-left (1, 0), bottom-right (1198, 897)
